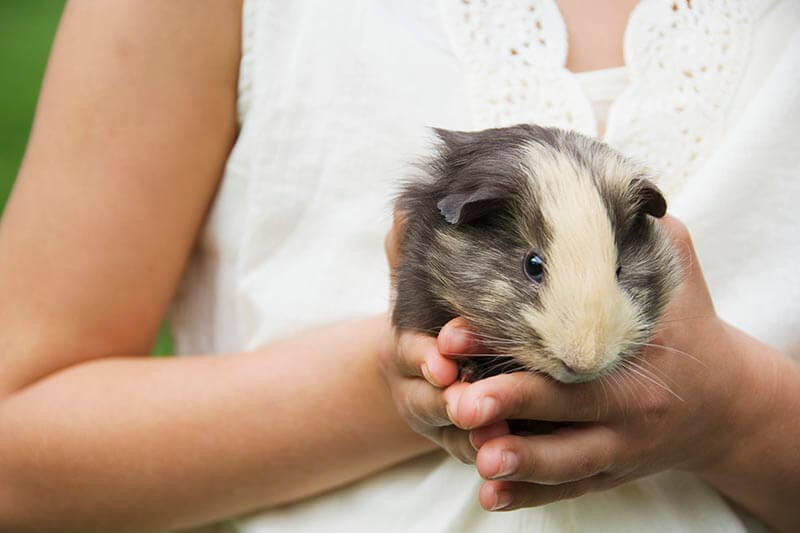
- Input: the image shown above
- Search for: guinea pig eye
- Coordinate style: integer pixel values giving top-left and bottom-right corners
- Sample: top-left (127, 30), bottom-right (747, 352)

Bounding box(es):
top-left (616, 265), bottom-right (622, 279)
top-left (524, 251), bottom-right (545, 283)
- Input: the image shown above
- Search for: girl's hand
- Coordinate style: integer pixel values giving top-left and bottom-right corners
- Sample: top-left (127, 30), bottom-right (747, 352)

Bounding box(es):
top-left (377, 317), bottom-right (478, 463)
top-left (380, 212), bottom-right (487, 462)
top-left (444, 217), bottom-right (762, 511)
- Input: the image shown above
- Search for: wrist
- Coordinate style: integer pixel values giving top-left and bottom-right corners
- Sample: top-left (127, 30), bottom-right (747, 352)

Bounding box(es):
top-left (691, 324), bottom-right (800, 530)
top-left (690, 322), bottom-right (773, 477)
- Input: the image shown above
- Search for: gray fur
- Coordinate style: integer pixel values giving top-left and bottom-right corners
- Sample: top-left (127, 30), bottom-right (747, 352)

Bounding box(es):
top-left (392, 124), bottom-right (682, 383)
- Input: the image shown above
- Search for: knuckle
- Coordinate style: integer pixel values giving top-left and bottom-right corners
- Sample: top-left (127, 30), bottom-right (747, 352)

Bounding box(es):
top-left (507, 376), bottom-right (537, 417)
top-left (393, 209), bottom-right (408, 233)
top-left (400, 382), bottom-right (427, 418)
top-left (397, 333), bottom-right (421, 374)
top-left (404, 389), bottom-right (429, 424)
top-left (593, 470), bottom-right (627, 492)
top-left (569, 385), bottom-right (599, 420)
top-left (386, 340), bottom-right (406, 375)
top-left (405, 384), bottom-right (446, 427)
top-left (377, 339), bottom-right (396, 373)
top-left (572, 452), bottom-right (599, 479)
top-left (505, 443), bottom-right (536, 479)
top-left (672, 220), bottom-right (692, 246)
top-left (560, 480), bottom-right (591, 501)
top-left (664, 217), bottom-right (694, 249)
top-left (443, 427), bottom-right (475, 464)
top-left (384, 234), bottom-right (394, 259)
top-left (395, 388), bottom-right (415, 422)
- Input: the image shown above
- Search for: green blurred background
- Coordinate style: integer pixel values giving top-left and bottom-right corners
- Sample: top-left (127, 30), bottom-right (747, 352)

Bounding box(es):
top-left (0, 0), bottom-right (173, 355)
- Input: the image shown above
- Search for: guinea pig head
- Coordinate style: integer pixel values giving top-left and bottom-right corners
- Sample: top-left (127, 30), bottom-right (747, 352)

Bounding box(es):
top-left (425, 125), bottom-right (682, 384)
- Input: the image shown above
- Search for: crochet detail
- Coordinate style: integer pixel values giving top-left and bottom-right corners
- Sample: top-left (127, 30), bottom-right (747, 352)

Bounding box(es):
top-left (440, 0), bottom-right (761, 195)
top-left (608, 0), bottom-right (756, 194)
top-left (441, 0), bottom-right (596, 135)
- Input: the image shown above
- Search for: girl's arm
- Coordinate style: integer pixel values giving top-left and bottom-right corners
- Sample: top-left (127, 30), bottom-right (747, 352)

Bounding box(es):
top-left (0, 317), bottom-right (431, 532)
top-left (0, 2), bottom-right (430, 531)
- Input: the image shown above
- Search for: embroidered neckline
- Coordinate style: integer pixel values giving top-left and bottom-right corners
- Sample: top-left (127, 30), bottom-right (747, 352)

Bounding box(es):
top-left (439, 0), bottom-right (765, 195)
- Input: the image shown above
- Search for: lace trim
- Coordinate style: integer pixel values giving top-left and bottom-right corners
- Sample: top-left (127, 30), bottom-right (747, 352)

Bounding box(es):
top-left (439, 0), bottom-right (765, 196)
top-left (440, 0), bottom-right (597, 135)
top-left (607, 0), bottom-right (757, 195)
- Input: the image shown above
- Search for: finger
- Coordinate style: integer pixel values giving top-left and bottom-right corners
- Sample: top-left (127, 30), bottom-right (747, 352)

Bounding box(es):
top-left (396, 330), bottom-right (459, 387)
top-left (450, 372), bottom-right (604, 429)
top-left (401, 377), bottom-right (451, 428)
top-left (395, 330), bottom-right (437, 379)
top-left (424, 344), bottom-right (460, 388)
top-left (437, 317), bottom-right (483, 359)
top-left (658, 215), bottom-right (694, 257)
top-left (479, 478), bottom-right (595, 512)
top-left (658, 216), bottom-right (697, 281)
top-left (442, 380), bottom-right (470, 421)
top-left (469, 420), bottom-right (510, 450)
top-left (475, 425), bottom-right (617, 484)
top-left (440, 425), bottom-right (476, 464)
top-left (657, 215), bottom-right (715, 318)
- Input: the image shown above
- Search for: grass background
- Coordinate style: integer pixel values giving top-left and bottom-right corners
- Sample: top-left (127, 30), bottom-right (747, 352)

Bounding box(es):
top-left (0, 1), bottom-right (173, 355)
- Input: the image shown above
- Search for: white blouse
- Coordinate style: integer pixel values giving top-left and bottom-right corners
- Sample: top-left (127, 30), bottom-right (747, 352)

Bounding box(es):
top-left (172, 1), bottom-right (800, 531)
top-left (574, 67), bottom-right (629, 137)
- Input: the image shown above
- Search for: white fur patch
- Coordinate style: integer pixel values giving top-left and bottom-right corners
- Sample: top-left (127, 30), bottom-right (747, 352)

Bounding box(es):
top-left (520, 143), bottom-right (641, 382)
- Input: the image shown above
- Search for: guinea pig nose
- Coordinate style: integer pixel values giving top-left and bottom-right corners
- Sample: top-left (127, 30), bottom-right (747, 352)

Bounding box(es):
top-left (561, 360), bottom-right (596, 375)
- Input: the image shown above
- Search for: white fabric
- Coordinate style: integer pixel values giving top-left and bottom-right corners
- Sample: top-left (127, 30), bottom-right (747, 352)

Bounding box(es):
top-left (574, 67), bottom-right (629, 136)
top-left (171, 0), bottom-right (800, 531)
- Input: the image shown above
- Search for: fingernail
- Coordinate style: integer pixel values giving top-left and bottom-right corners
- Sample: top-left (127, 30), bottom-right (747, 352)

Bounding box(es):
top-left (476, 396), bottom-right (499, 425)
top-left (490, 490), bottom-right (513, 511)
top-left (492, 450), bottom-right (519, 479)
top-left (445, 402), bottom-right (456, 422)
top-left (445, 327), bottom-right (471, 352)
top-left (469, 431), bottom-right (479, 451)
top-left (421, 363), bottom-right (437, 386)
top-left (471, 421), bottom-right (511, 450)
top-left (469, 427), bottom-right (492, 450)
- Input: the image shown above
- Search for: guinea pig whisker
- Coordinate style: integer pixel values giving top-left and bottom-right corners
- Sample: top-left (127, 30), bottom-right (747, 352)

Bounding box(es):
top-left (626, 354), bottom-right (677, 388)
top-left (622, 360), bottom-right (671, 399)
top-left (459, 329), bottom-right (514, 340)
top-left (606, 371), bottom-right (630, 422)
top-left (469, 357), bottom-right (526, 379)
top-left (398, 326), bottom-right (442, 336)
top-left (443, 352), bottom-right (513, 358)
top-left (479, 358), bottom-right (518, 370)
top-left (627, 342), bottom-right (706, 367)
top-left (462, 331), bottom-right (519, 345)
top-left (396, 326), bottom-right (520, 349)
top-left (620, 361), bottom-right (685, 403)
top-left (602, 375), bottom-right (614, 420)
top-left (466, 331), bottom-right (513, 341)
top-left (480, 340), bottom-right (521, 348)
top-left (596, 376), bottom-right (610, 422)
top-left (618, 363), bottom-right (651, 399)
top-left (619, 368), bottom-right (651, 416)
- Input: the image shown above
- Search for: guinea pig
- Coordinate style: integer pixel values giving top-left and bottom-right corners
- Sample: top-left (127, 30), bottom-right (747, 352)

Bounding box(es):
top-left (391, 124), bottom-right (682, 384)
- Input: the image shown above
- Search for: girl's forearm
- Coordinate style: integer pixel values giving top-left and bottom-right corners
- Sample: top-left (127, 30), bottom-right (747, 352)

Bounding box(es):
top-left (0, 315), bottom-right (431, 532)
top-left (697, 323), bottom-right (800, 533)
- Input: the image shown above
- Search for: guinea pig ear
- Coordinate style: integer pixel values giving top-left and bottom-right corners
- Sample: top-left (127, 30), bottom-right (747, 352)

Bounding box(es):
top-left (634, 178), bottom-right (668, 218)
top-left (437, 186), bottom-right (509, 225)
top-left (431, 127), bottom-right (515, 224)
